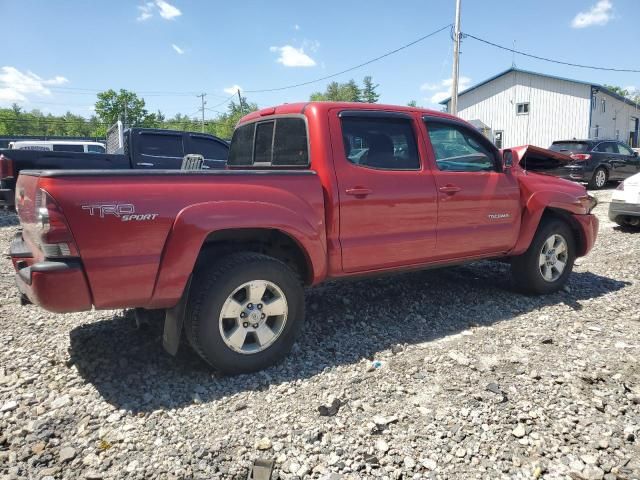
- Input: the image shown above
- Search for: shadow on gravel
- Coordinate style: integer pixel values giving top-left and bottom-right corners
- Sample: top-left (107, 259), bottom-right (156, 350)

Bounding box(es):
top-left (69, 262), bottom-right (630, 412)
top-left (0, 210), bottom-right (19, 227)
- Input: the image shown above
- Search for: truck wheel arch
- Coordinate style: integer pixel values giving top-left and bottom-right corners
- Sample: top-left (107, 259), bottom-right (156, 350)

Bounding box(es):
top-left (511, 191), bottom-right (588, 257)
top-left (148, 200), bottom-right (326, 309)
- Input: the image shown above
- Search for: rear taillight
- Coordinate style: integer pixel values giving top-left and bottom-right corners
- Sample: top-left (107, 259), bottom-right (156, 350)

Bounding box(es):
top-left (35, 189), bottom-right (79, 258)
top-left (0, 155), bottom-right (15, 179)
top-left (570, 154), bottom-right (591, 162)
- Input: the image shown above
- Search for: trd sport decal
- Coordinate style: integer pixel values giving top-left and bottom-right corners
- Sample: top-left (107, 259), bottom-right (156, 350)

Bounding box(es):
top-left (81, 203), bottom-right (159, 221)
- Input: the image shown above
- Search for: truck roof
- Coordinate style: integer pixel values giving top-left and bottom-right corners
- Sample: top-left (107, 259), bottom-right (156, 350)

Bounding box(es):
top-left (238, 102), bottom-right (460, 125)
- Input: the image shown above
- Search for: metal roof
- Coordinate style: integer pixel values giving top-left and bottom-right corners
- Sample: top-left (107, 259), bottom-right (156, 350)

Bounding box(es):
top-left (439, 67), bottom-right (640, 110)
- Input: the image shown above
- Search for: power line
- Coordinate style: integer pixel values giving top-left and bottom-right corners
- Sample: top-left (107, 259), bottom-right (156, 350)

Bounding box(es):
top-left (463, 32), bottom-right (640, 73)
top-left (243, 24), bottom-right (452, 93)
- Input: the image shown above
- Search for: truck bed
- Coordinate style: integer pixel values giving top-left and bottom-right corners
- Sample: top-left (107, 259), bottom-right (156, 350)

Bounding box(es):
top-left (15, 169), bottom-right (325, 310)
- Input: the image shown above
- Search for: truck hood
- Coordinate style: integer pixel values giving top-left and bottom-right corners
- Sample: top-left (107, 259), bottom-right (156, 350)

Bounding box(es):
top-left (505, 145), bottom-right (573, 172)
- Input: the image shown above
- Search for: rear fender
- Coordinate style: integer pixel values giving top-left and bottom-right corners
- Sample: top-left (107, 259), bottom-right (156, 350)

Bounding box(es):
top-left (511, 190), bottom-right (587, 256)
top-left (148, 200), bottom-right (326, 308)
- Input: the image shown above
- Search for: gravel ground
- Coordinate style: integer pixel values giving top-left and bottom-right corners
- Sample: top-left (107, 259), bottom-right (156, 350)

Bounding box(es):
top-left (1, 188), bottom-right (639, 480)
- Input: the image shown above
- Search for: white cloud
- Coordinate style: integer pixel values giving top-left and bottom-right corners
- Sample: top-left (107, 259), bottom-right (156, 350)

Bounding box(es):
top-left (156, 0), bottom-right (181, 19)
top-left (269, 45), bottom-right (316, 67)
top-left (0, 66), bottom-right (68, 104)
top-left (136, 0), bottom-right (181, 21)
top-left (421, 76), bottom-right (471, 104)
top-left (571, 0), bottom-right (613, 28)
top-left (137, 2), bottom-right (154, 21)
top-left (294, 24), bottom-right (300, 30)
top-left (223, 84), bottom-right (243, 95)
top-left (172, 44), bottom-right (185, 55)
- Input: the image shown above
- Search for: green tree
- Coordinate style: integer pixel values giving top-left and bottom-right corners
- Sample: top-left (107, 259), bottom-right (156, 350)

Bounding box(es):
top-left (407, 100), bottom-right (419, 107)
top-left (362, 76), bottom-right (380, 103)
top-left (604, 85), bottom-right (630, 98)
top-left (209, 97), bottom-right (258, 139)
top-left (94, 89), bottom-right (156, 127)
top-left (310, 79), bottom-right (363, 102)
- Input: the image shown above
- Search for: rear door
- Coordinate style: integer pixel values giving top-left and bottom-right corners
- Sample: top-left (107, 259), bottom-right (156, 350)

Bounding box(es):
top-left (593, 141), bottom-right (622, 180)
top-left (423, 118), bottom-right (521, 258)
top-left (186, 134), bottom-right (229, 169)
top-left (132, 130), bottom-right (184, 169)
top-left (331, 111), bottom-right (438, 272)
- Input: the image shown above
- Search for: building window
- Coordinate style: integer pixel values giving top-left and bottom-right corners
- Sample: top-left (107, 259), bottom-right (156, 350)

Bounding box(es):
top-left (592, 94), bottom-right (597, 111)
top-left (494, 130), bottom-right (504, 149)
top-left (516, 102), bottom-right (529, 115)
top-left (601, 98), bottom-right (606, 113)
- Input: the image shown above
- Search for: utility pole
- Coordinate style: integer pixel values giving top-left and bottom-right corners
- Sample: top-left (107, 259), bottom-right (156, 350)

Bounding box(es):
top-left (237, 89), bottom-right (243, 115)
top-left (450, 0), bottom-right (462, 115)
top-left (197, 93), bottom-right (207, 132)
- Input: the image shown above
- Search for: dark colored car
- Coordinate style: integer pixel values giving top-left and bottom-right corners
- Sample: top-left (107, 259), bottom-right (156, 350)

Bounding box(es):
top-left (547, 139), bottom-right (640, 189)
top-left (0, 128), bottom-right (229, 207)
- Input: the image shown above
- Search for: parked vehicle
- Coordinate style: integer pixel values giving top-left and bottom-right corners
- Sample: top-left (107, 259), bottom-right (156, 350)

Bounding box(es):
top-left (10, 102), bottom-right (599, 374)
top-left (547, 139), bottom-right (640, 189)
top-left (9, 140), bottom-right (106, 153)
top-left (609, 172), bottom-right (640, 228)
top-left (0, 128), bottom-right (229, 207)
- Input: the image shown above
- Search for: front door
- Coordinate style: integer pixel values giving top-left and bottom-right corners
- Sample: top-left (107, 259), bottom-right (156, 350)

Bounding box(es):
top-left (615, 142), bottom-right (640, 178)
top-left (331, 111), bottom-right (439, 273)
top-left (423, 119), bottom-right (521, 259)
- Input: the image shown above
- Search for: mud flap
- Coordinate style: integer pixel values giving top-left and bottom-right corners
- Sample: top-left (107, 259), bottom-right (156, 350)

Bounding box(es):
top-left (162, 275), bottom-right (192, 356)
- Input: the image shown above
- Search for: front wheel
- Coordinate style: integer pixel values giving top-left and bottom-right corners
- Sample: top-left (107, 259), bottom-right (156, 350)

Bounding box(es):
top-left (185, 252), bottom-right (305, 374)
top-left (511, 218), bottom-right (576, 294)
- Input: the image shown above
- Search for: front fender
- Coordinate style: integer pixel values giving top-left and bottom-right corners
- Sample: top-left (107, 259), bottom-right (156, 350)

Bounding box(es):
top-left (511, 189), bottom-right (588, 256)
top-left (148, 199), bottom-right (326, 308)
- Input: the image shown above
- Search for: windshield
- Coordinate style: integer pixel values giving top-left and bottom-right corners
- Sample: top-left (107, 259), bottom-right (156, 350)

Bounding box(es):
top-left (549, 142), bottom-right (590, 153)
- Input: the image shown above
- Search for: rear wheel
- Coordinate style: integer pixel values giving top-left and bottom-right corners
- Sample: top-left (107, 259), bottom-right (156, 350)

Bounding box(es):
top-left (588, 167), bottom-right (608, 189)
top-left (511, 218), bottom-right (576, 294)
top-left (185, 252), bottom-right (304, 374)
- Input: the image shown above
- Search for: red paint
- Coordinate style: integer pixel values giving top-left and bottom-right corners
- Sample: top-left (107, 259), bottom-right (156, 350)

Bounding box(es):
top-left (11, 102), bottom-right (598, 313)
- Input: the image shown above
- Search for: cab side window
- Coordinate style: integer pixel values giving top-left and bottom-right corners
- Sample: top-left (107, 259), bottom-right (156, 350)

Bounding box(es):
top-left (340, 116), bottom-right (420, 170)
top-left (425, 121), bottom-right (498, 172)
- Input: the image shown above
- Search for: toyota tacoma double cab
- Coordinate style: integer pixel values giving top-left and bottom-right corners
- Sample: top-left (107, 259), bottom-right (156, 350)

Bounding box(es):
top-left (10, 102), bottom-right (599, 374)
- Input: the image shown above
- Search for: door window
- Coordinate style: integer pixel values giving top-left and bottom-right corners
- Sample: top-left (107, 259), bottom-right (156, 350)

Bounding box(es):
top-left (595, 142), bottom-right (618, 154)
top-left (340, 116), bottom-right (419, 170)
top-left (138, 133), bottom-right (183, 157)
top-left (617, 143), bottom-right (634, 156)
top-left (425, 122), bottom-right (498, 172)
top-left (87, 144), bottom-right (106, 153)
top-left (189, 136), bottom-right (228, 160)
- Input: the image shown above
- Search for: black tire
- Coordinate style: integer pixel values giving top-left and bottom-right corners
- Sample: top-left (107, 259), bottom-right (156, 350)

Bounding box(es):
top-left (588, 167), bottom-right (608, 190)
top-left (510, 218), bottom-right (576, 294)
top-left (184, 252), bottom-right (304, 374)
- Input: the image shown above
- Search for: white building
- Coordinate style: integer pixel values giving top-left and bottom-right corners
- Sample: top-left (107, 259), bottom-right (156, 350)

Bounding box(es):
top-left (441, 68), bottom-right (640, 149)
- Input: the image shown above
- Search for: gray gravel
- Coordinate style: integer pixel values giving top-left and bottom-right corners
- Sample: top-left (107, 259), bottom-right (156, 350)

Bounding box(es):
top-left (1, 188), bottom-right (639, 479)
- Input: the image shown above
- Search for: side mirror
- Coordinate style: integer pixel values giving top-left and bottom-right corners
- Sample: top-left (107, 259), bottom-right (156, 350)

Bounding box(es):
top-left (503, 150), bottom-right (514, 169)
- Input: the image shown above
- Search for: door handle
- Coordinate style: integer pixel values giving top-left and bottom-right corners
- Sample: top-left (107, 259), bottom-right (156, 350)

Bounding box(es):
top-left (136, 162), bottom-right (155, 167)
top-left (439, 185), bottom-right (461, 194)
top-left (345, 187), bottom-right (372, 197)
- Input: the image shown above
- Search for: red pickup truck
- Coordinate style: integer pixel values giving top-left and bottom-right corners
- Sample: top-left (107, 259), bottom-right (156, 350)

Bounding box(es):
top-left (10, 102), bottom-right (598, 373)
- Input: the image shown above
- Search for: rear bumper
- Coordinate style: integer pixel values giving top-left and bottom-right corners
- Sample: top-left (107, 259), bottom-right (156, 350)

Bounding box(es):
top-left (608, 200), bottom-right (640, 221)
top-left (10, 233), bottom-right (92, 313)
top-left (573, 213), bottom-right (599, 256)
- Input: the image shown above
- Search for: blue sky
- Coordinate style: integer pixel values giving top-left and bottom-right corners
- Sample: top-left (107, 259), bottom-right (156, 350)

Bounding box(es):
top-left (1, 0), bottom-right (638, 118)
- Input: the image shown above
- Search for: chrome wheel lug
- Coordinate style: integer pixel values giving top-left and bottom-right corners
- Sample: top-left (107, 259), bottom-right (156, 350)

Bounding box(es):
top-left (247, 303), bottom-right (253, 309)
top-left (257, 303), bottom-right (263, 310)
top-left (242, 322), bottom-right (249, 328)
top-left (252, 323), bottom-right (259, 329)
top-left (240, 312), bottom-right (246, 318)
top-left (261, 313), bottom-right (266, 319)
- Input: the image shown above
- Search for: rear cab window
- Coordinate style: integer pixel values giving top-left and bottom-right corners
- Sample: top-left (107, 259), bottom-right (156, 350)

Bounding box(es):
top-left (228, 117), bottom-right (309, 167)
